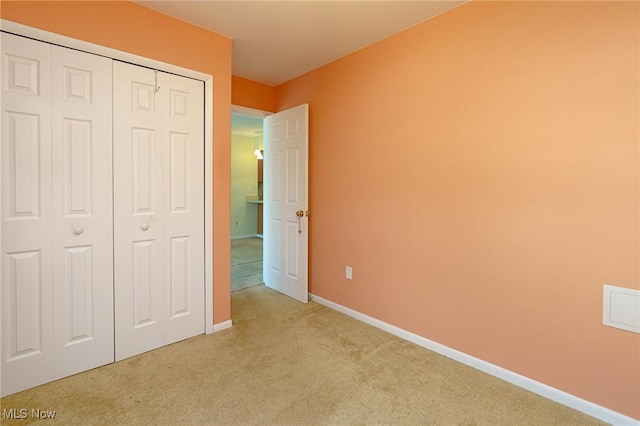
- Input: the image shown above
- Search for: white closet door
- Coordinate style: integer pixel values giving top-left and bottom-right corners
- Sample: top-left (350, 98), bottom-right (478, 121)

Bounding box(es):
top-left (1, 32), bottom-right (55, 396)
top-left (159, 72), bottom-right (205, 345)
top-left (113, 61), bottom-right (204, 360)
top-left (1, 34), bottom-right (114, 396)
top-left (113, 62), bottom-right (164, 360)
top-left (51, 45), bottom-right (114, 377)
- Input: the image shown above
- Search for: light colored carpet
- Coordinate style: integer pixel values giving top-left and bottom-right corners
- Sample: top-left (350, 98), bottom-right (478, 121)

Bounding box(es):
top-left (231, 237), bottom-right (263, 292)
top-left (231, 237), bottom-right (263, 266)
top-left (0, 285), bottom-right (604, 425)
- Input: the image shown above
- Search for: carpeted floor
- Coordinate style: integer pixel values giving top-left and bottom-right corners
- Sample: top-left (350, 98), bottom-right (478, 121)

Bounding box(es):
top-left (0, 285), bottom-right (604, 425)
top-left (231, 237), bottom-right (263, 292)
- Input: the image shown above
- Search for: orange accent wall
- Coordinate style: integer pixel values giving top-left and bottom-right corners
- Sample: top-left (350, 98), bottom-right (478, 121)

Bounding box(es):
top-left (276, 1), bottom-right (639, 419)
top-left (232, 76), bottom-right (275, 112)
top-left (1, 0), bottom-right (233, 324)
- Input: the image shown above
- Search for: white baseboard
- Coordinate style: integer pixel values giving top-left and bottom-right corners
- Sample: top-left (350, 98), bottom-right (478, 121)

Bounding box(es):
top-left (310, 293), bottom-right (639, 426)
top-left (211, 320), bottom-right (233, 333)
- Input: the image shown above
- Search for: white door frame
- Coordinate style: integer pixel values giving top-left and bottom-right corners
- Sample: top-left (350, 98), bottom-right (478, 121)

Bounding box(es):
top-left (0, 20), bottom-right (216, 334)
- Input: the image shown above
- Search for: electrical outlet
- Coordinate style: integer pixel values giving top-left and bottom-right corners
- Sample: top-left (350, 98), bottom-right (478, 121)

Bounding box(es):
top-left (345, 266), bottom-right (352, 280)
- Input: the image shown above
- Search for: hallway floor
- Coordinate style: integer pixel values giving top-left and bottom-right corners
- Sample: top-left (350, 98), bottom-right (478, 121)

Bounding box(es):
top-left (231, 237), bottom-right (263, 292)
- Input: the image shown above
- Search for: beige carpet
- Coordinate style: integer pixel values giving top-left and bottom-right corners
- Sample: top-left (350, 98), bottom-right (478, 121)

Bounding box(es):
top-left (0, 285), bottom-right (603, 425)
top-left (231, 238), bottom-right (263, 266)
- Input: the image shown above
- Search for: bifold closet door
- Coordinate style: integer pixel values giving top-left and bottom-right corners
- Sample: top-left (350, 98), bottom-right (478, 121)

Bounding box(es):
top-left (113, 61), bottom-right (204, 361)
top-left (50, 42), bottom-right (114, 378)
top-left (1, 33), bottom-right (114, 396)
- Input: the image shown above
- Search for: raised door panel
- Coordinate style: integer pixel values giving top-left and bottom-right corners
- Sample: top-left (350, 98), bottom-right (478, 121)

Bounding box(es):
top-left (132, 239), bottom-right (160, 328)
top-left (5, 251), bottom-right (45, 359)
top-left (265, 148), bottom-right (282, 280)
top-left (169, 236), bottom-right (189, 318)
top-left (169, 132), bottom-right (189, 213)
top-left (5, 112), bottom-right (41, 219)
top-left (51, 45), bottom-right (114, 378)
top-left (61, 119), bottom-right (92, 215)
top-left (62, 246), bottom-right (93, 344)
top-left (132, 128), bottom-right (156, 214)
top-left (1, 33), bottom-right (55, 397)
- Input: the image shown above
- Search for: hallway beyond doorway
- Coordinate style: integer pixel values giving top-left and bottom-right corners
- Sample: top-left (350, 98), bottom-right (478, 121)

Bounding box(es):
top-left (231, 237), bottom-right (263, 292)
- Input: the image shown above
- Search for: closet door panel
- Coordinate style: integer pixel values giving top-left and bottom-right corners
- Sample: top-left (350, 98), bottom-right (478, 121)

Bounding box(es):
top-left (51, 46), bottom-right (114, 377)
top-left (1, 33), bottom-right (55, 396)
top-left (113, 61), bottom-right (165, 360)
top-left (160, 73), bottom-right (204, 344)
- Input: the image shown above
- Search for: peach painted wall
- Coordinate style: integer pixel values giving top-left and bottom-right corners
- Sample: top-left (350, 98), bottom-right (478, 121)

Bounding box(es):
top-left (1, 0), bottom-right (233, 324)
top-left (232, 76), bottom-right (275, 112)
top-left (276, 1), bottom-right (639, 419)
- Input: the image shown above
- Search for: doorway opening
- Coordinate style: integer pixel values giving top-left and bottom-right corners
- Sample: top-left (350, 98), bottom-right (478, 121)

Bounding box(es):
top-left (231, 112), bottom-right (265, 292)
top-left (230, 103), bottom-right (309, 302)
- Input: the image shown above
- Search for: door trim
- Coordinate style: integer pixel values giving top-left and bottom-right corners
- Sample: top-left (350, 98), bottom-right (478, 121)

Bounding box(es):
top-left (0, 20), bottom-right (215, 334)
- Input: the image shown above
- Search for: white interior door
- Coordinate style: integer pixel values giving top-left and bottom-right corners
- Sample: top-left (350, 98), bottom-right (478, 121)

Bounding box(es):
top-left (1, 33), bottom-right (114, 396)
top-left (263, 104), bottom-right (309, 303)
top-left (113, 61), bottom-right (204, 361)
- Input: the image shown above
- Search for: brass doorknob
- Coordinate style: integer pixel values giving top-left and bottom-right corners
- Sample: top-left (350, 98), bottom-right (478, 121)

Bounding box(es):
top-left (296, 210), bottom-right (304, 217)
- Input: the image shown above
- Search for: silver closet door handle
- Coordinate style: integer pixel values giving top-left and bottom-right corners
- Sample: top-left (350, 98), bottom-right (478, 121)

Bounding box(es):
top-left (141, 223), bottom-right (150, 231)
top-left (73, 226), bottom-right (84, 235)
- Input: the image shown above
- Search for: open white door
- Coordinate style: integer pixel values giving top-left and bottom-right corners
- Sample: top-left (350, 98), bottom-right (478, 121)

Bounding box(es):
top-left (263, 104), bottom-right (309, 303)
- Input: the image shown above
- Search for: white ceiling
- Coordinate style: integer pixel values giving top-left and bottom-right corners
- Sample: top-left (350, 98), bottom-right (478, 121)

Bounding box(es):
top-left (135, 1), bottom-right (466, 87)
